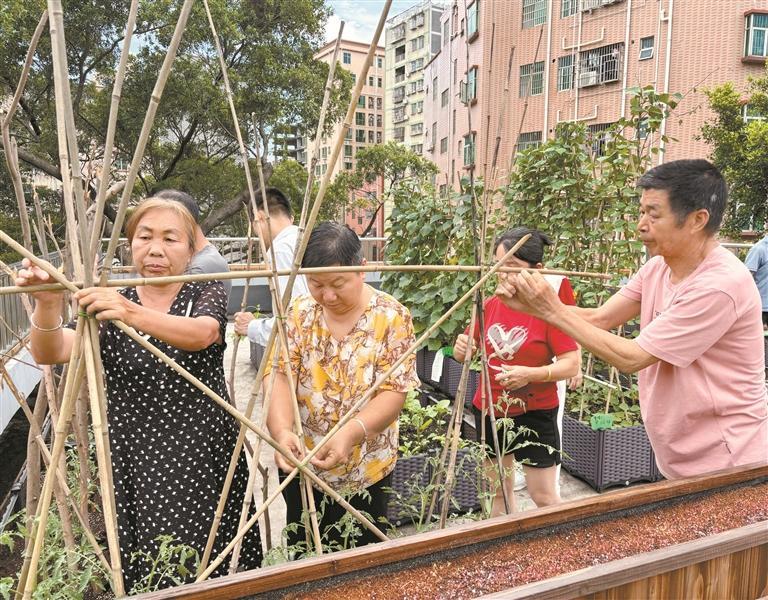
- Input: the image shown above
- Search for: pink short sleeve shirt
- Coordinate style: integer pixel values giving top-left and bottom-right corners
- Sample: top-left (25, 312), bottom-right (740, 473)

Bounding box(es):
top-left (620, 246), bottom-right (768, 479)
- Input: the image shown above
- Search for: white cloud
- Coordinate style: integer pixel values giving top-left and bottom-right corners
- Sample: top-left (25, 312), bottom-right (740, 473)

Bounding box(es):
top-left (324, 0), bottom-right (417, 44)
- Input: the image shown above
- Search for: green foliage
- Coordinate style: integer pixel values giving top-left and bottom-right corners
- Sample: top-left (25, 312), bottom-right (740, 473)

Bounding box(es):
top-left (700, 64), bottom-right (768, 233)
top-left (397, 390), bottom-right (451, 456)
top-left (503, 85), bottom-right (680, 306)
top-left (0, 577), bottom-right (12, 600)
top-left (382, 185), bottom-right (479, 348)
top-left (566, 378), bottom-right (642, 429)
top-left (0, 0), bottom-right (350, 235)
top-left (128, 535), bottom-right (200, 594)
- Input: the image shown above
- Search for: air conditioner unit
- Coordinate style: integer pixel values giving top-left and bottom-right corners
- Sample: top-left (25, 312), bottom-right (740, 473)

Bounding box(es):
top-left (578, 70), bottom-right (598, 88)
top-left (581, 0), bottom-right (601, 10)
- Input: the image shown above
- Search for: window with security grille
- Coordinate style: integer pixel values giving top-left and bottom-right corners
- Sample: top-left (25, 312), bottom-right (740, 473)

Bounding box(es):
top-left (517, 131), bottom-right (542, 152)
top-left (561, 0), bottom-right (577, 17)
top-left (519, 61), bottom-right (545, 96)
top-left (522, 0), bottom-right (547, 28)
top-left (578, 43), bottom-right (623, 86)
top-left (410, 123), bottom-right (423, 136)
top-left (587, 122), bottom-right (613, 157)
top-left (393, 106), bottom-right (407, 122)
top-left (557, 55), bottom-right (574, 91)
top-left (411, 101), bottom-right (423, 115)
top-left (394, 127), bottom-right (405, 142)
top-left (356, 129), bottom-right (366, 143)
top-left (355, 112), bottom-right (365, 126)
top-left (745, 13), bottom-right (768, 57)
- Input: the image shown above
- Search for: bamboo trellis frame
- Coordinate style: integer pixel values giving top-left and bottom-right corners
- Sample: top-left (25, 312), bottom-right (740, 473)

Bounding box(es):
top-left (0, 1), bottom-right (629, 598)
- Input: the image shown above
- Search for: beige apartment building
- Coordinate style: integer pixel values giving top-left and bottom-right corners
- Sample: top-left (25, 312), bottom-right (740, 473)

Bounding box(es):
top-left (312, 39), bottom-right (386, 237)
top-left (424, 0), bottom-right (768, 191)
top-left (384, 0), bottom-right (446, 154)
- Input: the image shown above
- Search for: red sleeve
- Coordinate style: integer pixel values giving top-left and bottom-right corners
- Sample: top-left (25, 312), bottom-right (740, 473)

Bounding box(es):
top-left (546, 322), bottom-right (578, 357)
top-left (558, 277), bottom-right (576, 306)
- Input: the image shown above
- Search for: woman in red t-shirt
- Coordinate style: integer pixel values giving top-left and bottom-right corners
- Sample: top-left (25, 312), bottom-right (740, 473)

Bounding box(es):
top-left (454, 228), bottom-right (579, 516)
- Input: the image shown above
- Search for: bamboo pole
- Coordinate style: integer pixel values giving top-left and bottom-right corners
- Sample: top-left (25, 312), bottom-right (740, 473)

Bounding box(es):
top-left (0, 264), bottom-right (614, 295)
top-left (198, 0), bottom-right (322, 565)
top-left (99, 0), bottom-right (195, 281)
top-left (86, 0), bottom-right (139, 268)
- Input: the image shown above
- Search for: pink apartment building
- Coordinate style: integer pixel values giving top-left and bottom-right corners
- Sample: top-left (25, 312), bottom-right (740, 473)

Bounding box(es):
top-left (313, 39), bottom-right (386, 239)
top-left (423, 0), bottom-right (768, 192)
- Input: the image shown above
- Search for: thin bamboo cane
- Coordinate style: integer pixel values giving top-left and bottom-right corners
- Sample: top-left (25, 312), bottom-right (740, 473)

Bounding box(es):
top-left (73, 385), bottom-right (91, 517)
top-left (46, 2), bottom-right (124, 593)
top-left (31, 186), bottom-right (50, 260)
top-left (17, 328), bottom-right (86, 600)
top-left (86, 0), bottom-right (139, 268)
top-left (0, 264), bottom-right (614, 295)
top-left (298, 22), bottom-right (344, 231)
top-left (24, 384), bottom-right (47, 547)
top-left (0, 366), bottom-right (112, 574)
top-left (99, 0), bottom-right (195, 281)
top-left (199, 0), bottom-right (322, 564)
top-left (0, 10), bottom-right (48, 252)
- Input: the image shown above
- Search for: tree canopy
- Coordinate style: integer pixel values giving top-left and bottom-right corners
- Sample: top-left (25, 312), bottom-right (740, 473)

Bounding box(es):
top-left (0, 0), bottom-right (352, 240)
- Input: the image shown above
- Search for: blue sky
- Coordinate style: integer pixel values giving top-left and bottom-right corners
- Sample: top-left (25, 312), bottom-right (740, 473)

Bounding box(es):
top-left (324, 0), bottom-right (419, 44)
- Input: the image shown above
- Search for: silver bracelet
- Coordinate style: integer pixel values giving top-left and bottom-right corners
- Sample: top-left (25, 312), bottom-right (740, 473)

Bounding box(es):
top-left (29, 314), bottom-right (64, 332)
top-left (352, 417), bottom-right (369, 441)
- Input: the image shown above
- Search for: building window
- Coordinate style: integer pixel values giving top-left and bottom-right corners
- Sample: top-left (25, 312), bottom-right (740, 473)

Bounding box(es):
top-left (394, 86), bottom-right (406, 103)
top-left (587, 123), bottom-right (613, 157)
top-left (368, 130), bottom-right (375, 143)
top-left (578, 43), bottom-right (623, 87)
top-left (394, 126), bottom-right (405, 142)
top-left (377, 77), bottom-right (383, 87)
top-left (343, 51), bottom-right (351, 64)
top-left (743, 104), bottom-right (767, 123)
top-left (745, 13), bottom-right (768, 57)
top-left (395, 45), bottom-right (406, 63)
top-left (452, 109), bottom-right (456, 134)
top-left (467, 1), bottom-right (479, 38)
top-left (377, 56), bottom-right (383, 68)
top-left (463, 133), bottom-right (476, 165)
top-left (411, 100), bottom-right (424, 115)
top-left (452, 4), bottom-right (459, 35)
top-left (377, 97), bottom-right (383, 110)
top-left (441, 88), bottom-right (449, 107)
top-left (517, 131), bottom-right (542, 152)
top-left (390, 23), bottom-right (406, 42)
top-left (409, 58), bottom-right (424, 72)
top-left (411, 36), bottom-right (425, 52)
top-left (639, 36), bottom-right (654, 60)
top-left (636, 118), bottom-right (649, 140)
top-left (376, 114), bottom-right (383, 127)
top-left (411, 143), bottom-right (423, 154)
top-left (557, 55), bottom-right (574, 91)
top-left (519, 61), bottom-right (545, 96)
top-left (408, 79), bottom-right (424, 94)
top-left (394, 106), bottom-right (407, 123)
top-left (410, 12), bottom-right (425, 29)
top-left (440, 137), bottom-right (448, 154)
top-left (443, 18), bottom-right (449, 44)
top-left (561, 0), bottom-right (577, 17)
top-left (395, 65), bottom-right (406, 83)
top-left (467, 66), bottom-right (478, 101)
top-left (351, 73), bottom-right (356, 84)
top-left (376, 131), bottom-right (382, 143)
top-left (410, 123), bottom-right (423, 136)
top-left (356, 112), bottom-right (365, 126)
top-left (431, 121), bottom-right (437, 149)
top-left (368, 114), bottom-right (375, 127)
top-left (344, 161), bottom-right (353, 170)
top-left (522, 0), bottom-right (547, 28)
top-left (357, 96), bottom-right (365, 108)
top-left (368, 96), bottom-right (374, 109)
top-left (344, 144), bottom-right (353, 157)
top-left (345, 128), bottom-right (352, 140)
top-left (356, 129), bottom-right (366, 143)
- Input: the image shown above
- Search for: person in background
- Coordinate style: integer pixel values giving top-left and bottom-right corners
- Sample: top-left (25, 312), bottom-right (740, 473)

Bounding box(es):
top-left (155, 189), bottom-right (231, 298)
top-left (454, 228), bottom-right (580, 517)
top-left (498, 159), bottom-right (768, 480)
top-left (744, 233), bottom-right (768, 330)
top-left (234, 187), bottom-right (308, 347)
top-left (266, 222), bottom-right (419, 551)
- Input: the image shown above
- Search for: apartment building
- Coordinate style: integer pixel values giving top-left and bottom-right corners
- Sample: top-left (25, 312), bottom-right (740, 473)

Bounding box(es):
top-left (312, 39), bottom-right (386, 237)
top-left (384, 0), bottom-right (446, 154)
top-left (424, 0), bottom-right (768, 191)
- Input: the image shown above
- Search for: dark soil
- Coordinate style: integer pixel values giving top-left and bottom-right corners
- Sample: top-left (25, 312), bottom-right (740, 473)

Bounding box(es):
top-left (0, 391), bottom-right (36, 510)
top-left (279, 481), bottom-right (768, 600)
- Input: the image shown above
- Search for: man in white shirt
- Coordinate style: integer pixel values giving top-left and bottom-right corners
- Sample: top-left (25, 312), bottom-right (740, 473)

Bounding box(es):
top-left (234, 187), bottom-right (309, 346)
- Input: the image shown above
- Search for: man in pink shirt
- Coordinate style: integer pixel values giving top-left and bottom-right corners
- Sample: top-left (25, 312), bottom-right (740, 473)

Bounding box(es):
top-left (496, 159), bottom-right (767, 479)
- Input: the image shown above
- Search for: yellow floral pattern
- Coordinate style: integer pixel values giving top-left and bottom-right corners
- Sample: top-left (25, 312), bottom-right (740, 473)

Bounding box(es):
top-left (273, 289), bottom-right (420, 493)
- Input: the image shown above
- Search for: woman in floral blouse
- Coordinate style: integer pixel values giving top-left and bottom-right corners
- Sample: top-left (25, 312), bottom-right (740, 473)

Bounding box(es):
top-left (266, 222), bottom-right (419, 551)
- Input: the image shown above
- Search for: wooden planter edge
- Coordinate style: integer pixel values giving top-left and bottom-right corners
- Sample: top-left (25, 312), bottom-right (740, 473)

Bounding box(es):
top-left (135, 462), bottom-right (768, 600)
top-left (478, 520), bottom-right (768, 599)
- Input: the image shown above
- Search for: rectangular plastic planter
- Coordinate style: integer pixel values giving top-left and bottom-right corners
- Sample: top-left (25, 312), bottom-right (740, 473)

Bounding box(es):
top-left (441, 356), bottom-right (479, 407)
top-left (561, 414), bottom-right (662, 492)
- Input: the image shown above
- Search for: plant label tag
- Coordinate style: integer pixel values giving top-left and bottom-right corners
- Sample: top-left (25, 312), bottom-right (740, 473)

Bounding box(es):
top-left (590, 413), bottom-right (614, 431)
top-left (430, 351), bottom-right (444, 382)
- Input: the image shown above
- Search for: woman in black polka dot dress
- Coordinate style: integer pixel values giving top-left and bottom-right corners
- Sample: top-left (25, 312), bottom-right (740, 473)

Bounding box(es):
top-left (17, 198), bottom-right (262, 591)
